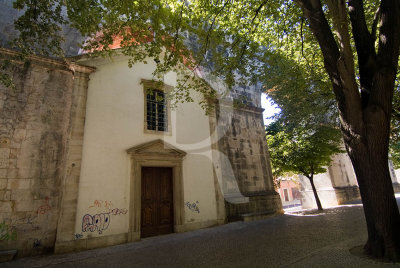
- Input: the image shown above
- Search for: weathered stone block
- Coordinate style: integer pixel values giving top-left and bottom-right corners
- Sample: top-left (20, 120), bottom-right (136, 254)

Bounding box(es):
top-left (0, 190), bottom-right (11, 200)
top-left (0, 159), bottom-right (8, 168)
top-left (0, 169), bottom-right (7, 178)
top-left (62, 190), bottom-right (79, 202)
top-left (0, 201), bottom-right (13, 212)
top-left (0, 148), bottom-right (10, 159)
top-left (11, 190), bottom-right (33, 202)
top-left (68, 139), bottom-right (83, 147)
top-left (13, 201), bottom-right (34, 212)
top-left (0, 179), bottom-right (6, 190)
top-left (12, 129), bottom-right (26, 143)
top-left (6, 169), bottom-right (18, 179)
top-left (8, 159), bottom-right (16, 169)
top-left (17, 167), bottom-right (31, 179)
top-left (9, 142), bottom-right (21, 149)
top-left (0, 137), bottom-right (10, 148)
top-left (7, 179), bottom-right (31, 190)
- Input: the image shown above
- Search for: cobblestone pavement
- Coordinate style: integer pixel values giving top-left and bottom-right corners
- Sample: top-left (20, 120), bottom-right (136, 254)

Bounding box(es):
top-left (2, 201), bottom-right (400, 268)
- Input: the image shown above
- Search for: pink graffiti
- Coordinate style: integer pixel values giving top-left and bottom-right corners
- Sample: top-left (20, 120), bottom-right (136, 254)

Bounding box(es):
top-left (89, 200), bottom-right (114, 209)
top-left (89, 200), bottom-right (102, 208)
top-left (82, 213), bottom-right (110, 234)
top-left (110, 208), bottom-right (128, 215)
top-left (37, 197), bottom-right (51, 215)
top-left (104, 201), bottom-right (113, 209)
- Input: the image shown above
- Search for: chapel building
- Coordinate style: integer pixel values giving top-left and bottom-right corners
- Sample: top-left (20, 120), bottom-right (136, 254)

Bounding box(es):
top-left (0, 47), bottom-right (282, 257)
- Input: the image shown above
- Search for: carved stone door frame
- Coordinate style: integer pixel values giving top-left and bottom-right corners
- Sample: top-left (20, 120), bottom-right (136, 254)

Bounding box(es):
top-left (126, 139), bottom-right (186, 241)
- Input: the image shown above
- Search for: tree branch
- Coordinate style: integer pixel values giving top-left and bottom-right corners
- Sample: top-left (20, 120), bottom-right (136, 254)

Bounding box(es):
top-left (236, 1), bottom-right (269, 65)
top-left (376, 0), bottom-right (400, 72)
top-left (251, 0), bottom-right (269, 24)
top-left (204, 0), bottom-right (231, 53)
top-left (371, 7), bottom-right (381, 44)
top-left (300, 16), bottom-right (305, 59)
top-left (325, 0), bottom-right (355, 76)
top-left (347, 0), bottom-right (376, 106)
top-left (295, 0), bottom-right (364, 141)
top-left (193, 0), bottom-right (231, 71)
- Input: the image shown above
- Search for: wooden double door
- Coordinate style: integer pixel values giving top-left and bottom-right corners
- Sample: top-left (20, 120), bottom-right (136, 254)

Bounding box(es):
top-left (141, 167), bottom-right (174, 238)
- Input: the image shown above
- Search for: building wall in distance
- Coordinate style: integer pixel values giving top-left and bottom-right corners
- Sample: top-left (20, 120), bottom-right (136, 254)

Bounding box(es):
top-left (299, 153), bottom-right (360, 209)
top-left (278, 179), bottom-right (301, 209)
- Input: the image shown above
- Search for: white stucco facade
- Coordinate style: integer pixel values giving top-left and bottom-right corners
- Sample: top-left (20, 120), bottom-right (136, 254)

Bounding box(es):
top-left (74, 56), bottom-right (218, 239)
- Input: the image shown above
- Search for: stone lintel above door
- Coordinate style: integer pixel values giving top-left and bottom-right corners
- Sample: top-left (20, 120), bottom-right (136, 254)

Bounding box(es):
top-left (127, 139), bottom-right (186, 160)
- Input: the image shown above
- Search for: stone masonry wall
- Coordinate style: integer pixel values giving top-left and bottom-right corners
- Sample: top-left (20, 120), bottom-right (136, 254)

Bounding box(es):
top-left (0, 49), bottom-right (76, 257)
top-left (216, 103), bottom-right (274, 195)
top-left (214, 101), bottom-right (282, 221)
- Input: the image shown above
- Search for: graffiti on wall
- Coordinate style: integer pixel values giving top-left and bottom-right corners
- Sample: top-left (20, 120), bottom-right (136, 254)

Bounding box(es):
top-left (110, 208), bottom-right (128, 215)
top-left (82, 213), bottom-right (111, 234)
top-left (0, 221), bottom-right (17, 241)
top-left (36, 196), bottom-right (51, 215)
top-left (81, 199), bottom-right (128, 235)
top-left (33, 239), bottom-right (41, 248)
top-left (185, 201), bottom-right (200, 213)
top-left (89, 200), bottom-right (114, 210)
top-left (74, 233), bottom-right (83, 240)
top-left (0, 213), bottom-right (42, 243)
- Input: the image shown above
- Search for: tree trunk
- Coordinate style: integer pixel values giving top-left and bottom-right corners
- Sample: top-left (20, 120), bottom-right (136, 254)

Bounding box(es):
top-left (343, 72), bottom-right (400, 261)
top-left (349, 150), bottom-right (400, 260)
top-left (308, 175), bottom-right (323, 210)
top-left (296, 0), bottom-right (400, 261)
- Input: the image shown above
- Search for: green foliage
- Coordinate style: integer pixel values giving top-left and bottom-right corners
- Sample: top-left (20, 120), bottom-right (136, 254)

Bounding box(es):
top-left (266, 120), bottom-right (343, 179)
top-left (0, 1), bottom-right (335, 106)
top-left (0, 221), bottom-right (17, 241)
top-left (262, 47), bottom-right (342, 179)
top-left (390, 142), bottom-right (400, 169)
top-left (11, 0), bottom-right (67, 57)
top-left (263, 53), bottom-right (338, 129)
top-left (1, 1), bottom-right (392, 95)
top-left (2, 1), bottom-right (399, 160)
top-left (1, 1), bottom-right (395, 93)
top-left (0, 60), bottom-right (15, 90)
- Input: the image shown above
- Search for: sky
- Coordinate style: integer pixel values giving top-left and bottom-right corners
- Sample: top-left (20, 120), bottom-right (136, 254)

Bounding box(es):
top-left (261, 93), bottom-right (280, 126)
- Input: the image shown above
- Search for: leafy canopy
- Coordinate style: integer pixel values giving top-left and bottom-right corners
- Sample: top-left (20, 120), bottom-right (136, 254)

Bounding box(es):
top-left (5, 1), bottom-right (329, 94)
top-left (5, 1), bottom-right (397, 93)
top-left (266, 120), bottom-right (343, 179)
top-left (3, 0), bottom-right (400, 160)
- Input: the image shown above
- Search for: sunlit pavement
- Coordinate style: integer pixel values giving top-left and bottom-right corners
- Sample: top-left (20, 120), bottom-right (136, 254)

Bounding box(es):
top-left (2, 198), bottom-right (400, 268)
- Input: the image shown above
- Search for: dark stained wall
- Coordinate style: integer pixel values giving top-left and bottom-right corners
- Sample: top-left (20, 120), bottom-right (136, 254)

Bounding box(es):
top-left (0, 50), bottom-right (75, 256)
